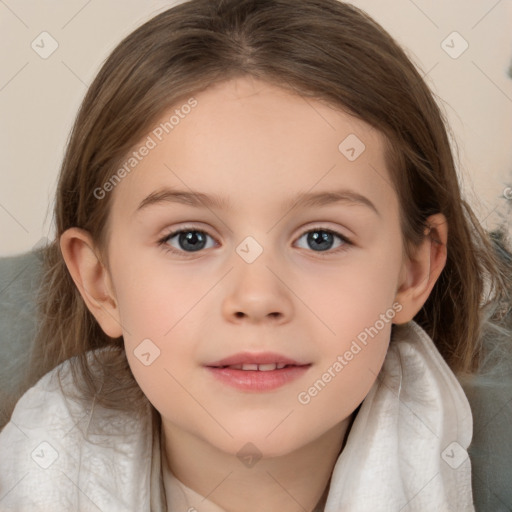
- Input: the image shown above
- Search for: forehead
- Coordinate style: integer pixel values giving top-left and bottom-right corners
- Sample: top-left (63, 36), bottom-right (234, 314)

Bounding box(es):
top-left (109, 76), bottom-right (397, 221)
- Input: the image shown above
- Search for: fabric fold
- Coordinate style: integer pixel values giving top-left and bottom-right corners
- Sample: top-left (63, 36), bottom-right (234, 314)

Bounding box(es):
top-left (0, 321), bottom-right (474, 511)
top-left (324, 321), bottom-right (474, 511)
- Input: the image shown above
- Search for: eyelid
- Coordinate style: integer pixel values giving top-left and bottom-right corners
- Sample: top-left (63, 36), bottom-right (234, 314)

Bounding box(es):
top-left (159, 223), bottom-right (219, 241)
top-left (295, 224), bottom-right (352, 241)
top-left (158, 224), bottom-right (219, 249)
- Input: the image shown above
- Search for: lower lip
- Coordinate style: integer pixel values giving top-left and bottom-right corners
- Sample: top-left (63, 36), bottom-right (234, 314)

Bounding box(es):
top-left (205, 365), bottom-right (311, 392)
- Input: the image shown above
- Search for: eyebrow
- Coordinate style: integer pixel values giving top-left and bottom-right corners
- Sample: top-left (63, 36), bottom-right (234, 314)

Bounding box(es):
top-left (135, 187), bottom-right (380, 216)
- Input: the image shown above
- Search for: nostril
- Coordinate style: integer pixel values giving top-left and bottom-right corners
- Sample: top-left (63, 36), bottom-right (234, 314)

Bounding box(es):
top-left (232, 311), bottom-right (281, 319)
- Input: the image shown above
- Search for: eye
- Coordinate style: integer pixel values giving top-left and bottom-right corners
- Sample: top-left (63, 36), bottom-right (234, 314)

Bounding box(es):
top-left (158, 225), bottom-right (352, 257)
top-left (294, 227), bottom-right (352, 253)
top-left (158, 227), bottom-right (217, 254)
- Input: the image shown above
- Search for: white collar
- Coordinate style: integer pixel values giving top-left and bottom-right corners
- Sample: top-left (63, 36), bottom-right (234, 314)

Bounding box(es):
top-left (158, 321), bottom-right (474, 511)
top-left (323, 321), bottom-right (474, 511)
top-left (0, 322), bottom-right (473, 511)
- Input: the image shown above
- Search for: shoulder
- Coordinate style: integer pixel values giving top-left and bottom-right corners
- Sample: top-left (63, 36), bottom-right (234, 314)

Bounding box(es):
top-left (0, 351), bottom-right (155, 511)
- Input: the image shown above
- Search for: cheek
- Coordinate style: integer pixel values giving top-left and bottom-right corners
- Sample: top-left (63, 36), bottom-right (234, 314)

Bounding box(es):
top-left (108, 248), bottom-right (213, 414)
top-left (110, 248), bottom-right (212, 340)
top-left (299, 249), bottom-right (402, 342)
top-left (293, 325), bottom-right (391, 442)
top-left (291, 243), bottom-right (401, 427)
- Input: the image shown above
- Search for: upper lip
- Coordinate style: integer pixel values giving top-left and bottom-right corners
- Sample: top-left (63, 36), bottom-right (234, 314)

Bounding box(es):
top-left (206, 352), bottom-right (309, 368)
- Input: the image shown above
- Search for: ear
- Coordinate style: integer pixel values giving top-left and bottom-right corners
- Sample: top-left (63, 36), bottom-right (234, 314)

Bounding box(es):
top-left (59, 227), bottom-right (123, 338)
top-left (393, 213), bottom-right (448, 324)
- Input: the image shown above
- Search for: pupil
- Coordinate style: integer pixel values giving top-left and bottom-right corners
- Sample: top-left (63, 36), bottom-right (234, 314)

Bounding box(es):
top-left (308, 231), bottom-right (332, 251)
top-left (180, 231), bottom-right (206, 252)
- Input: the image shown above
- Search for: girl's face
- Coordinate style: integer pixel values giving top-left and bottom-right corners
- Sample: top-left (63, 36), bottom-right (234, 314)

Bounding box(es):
top-left (104, 76), bottom-right (407, 458)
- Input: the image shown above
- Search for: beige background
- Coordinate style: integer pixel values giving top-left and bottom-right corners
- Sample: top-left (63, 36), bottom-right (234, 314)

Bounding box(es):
top-left (1, 0), bottom-right (511, 256)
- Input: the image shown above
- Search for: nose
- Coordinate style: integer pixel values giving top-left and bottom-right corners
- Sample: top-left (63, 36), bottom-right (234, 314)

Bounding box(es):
top-left (221, 254), bottom-right (294, 325)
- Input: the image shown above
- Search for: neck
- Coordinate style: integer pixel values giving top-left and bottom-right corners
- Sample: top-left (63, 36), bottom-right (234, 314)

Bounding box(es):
top-left (162, 416), bottom-right (353, 512)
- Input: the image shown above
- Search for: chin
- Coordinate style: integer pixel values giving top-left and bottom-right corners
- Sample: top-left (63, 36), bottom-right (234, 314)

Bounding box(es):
top-left (204, 420), bottom-right (319, 461)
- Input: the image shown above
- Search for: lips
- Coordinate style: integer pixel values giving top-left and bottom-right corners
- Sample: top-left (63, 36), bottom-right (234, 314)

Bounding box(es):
top-left (205, 352), bottom-right (311, 391)
top-left (207, 352), bottom-right (306, 368)
top-left (219, 362), bottom-right (288, 371)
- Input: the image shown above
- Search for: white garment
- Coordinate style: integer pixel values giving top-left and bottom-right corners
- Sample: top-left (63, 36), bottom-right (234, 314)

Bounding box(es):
top-left (0, 321), bottom-right (474, 511)
top-left (324, 321), bottom-right (474, 512)
top-left (161, 459), bottom-right (328, 512)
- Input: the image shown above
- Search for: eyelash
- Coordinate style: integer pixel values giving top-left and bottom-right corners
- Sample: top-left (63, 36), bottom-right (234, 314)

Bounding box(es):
top-left (157, 225), bottom-right (353, 257)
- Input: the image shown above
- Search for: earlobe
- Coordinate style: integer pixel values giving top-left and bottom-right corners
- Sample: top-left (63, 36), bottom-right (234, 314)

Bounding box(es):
top-left (393, 214), bottom-right (448, 324)
top-left (59, 227), bottom-right (123, 338)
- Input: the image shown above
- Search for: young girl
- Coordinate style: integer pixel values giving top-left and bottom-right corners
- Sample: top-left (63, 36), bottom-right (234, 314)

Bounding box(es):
top-left (0, 0), bottom-right (509, 510)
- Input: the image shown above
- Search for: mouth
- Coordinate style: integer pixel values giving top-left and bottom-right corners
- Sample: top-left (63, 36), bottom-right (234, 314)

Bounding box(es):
top-left (213, 362), bottom-right (290, 371)
top-left (205, 352), bottom-right (311, 392)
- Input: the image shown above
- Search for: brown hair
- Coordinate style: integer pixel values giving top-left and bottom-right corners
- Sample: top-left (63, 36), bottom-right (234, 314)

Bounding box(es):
top-left (12, 0), bottom-right (511, 422)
